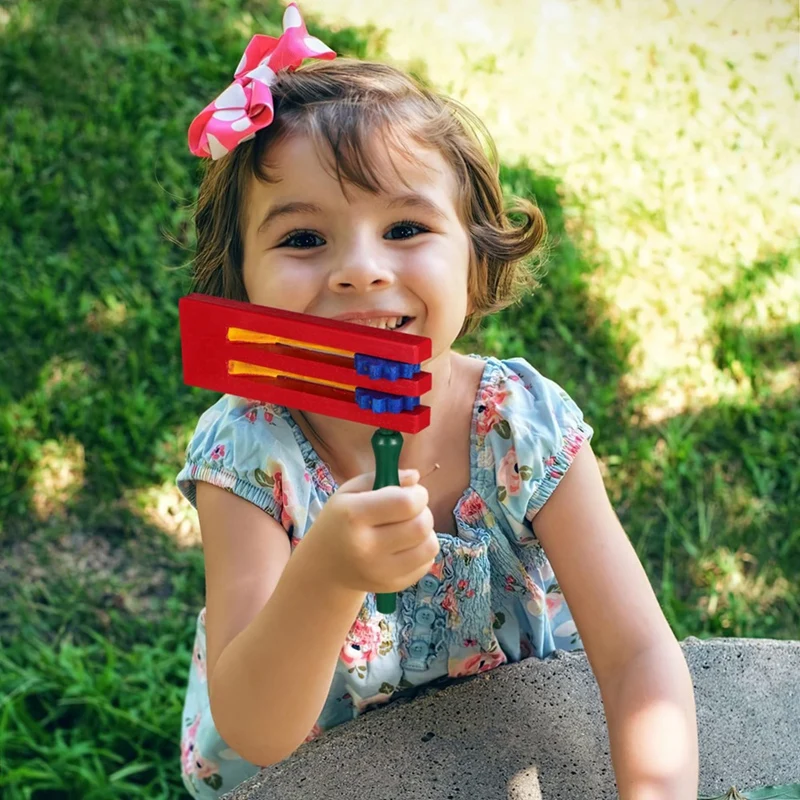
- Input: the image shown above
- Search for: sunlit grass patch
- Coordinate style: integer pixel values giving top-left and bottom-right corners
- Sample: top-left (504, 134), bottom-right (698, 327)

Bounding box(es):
top-left (28, 437), bottom-right (87, 521)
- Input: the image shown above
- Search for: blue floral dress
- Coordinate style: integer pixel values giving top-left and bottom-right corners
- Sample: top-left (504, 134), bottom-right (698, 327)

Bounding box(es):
top-left (175, 355), bottom-right (593, 798)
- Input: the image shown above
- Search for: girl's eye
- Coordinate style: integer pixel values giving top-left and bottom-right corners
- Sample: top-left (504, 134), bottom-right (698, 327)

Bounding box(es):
top-left (279, 231), bottom-right (325, 249)
top-left (385, 220), bottom-right (429, 241)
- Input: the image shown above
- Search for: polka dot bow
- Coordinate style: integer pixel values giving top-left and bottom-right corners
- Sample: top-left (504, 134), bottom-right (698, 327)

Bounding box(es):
top-left (188, 3), bottom-right (335, 160)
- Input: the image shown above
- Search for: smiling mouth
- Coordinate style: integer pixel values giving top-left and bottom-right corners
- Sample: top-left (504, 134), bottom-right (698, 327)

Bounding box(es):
top-left (348, 315), bottom-right (414, 331)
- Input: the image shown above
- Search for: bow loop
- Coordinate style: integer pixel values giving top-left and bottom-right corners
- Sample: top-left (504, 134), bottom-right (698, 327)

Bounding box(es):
top-left (188, 3), bottom-right (335, 160)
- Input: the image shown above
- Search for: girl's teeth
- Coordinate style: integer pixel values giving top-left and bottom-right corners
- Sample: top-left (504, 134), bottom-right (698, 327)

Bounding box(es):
top-left (359, 317), bottom-right (402, 329)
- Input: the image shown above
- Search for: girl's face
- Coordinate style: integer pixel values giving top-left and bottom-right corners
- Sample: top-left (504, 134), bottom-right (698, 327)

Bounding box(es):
top-left (241, 133), bottom-right (472, 364)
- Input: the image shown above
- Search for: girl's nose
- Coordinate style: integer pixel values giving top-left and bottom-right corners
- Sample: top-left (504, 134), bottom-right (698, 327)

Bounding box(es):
top-left (328, 237), bottom-right (395, 293)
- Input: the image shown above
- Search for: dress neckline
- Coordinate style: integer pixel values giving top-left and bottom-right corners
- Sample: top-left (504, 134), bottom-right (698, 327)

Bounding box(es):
top-left (278, 354), bottom-right (494, 534)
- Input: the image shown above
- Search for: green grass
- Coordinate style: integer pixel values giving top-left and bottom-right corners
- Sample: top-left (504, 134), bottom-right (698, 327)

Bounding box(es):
top-left (1, 0), bottom-right (798, 797)
top-left (0, 525), bottom-right (205, 797)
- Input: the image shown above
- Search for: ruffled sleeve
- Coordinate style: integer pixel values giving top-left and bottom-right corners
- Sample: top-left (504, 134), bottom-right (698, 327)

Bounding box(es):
top-left (176, 396), bottom-right (312, 538)
top-left (477, 357), bottom-right (594, 533)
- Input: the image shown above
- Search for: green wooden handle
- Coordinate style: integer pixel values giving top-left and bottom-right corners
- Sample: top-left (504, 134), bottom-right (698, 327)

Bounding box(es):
top-left (372, 428), bottom-right (403, 614)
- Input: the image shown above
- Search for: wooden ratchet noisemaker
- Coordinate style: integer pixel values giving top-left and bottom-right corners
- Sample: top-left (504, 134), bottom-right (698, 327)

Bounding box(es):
top-left (179, 293), bottom-right (434, 614)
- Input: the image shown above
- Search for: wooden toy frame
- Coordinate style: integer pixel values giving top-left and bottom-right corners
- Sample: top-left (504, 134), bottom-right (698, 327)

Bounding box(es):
top-left (179, 294), bottom-right (432, 434)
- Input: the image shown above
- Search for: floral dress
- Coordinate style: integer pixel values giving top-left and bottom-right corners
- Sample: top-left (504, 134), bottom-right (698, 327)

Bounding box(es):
top-left (175, 355), bottom-right (593, 798)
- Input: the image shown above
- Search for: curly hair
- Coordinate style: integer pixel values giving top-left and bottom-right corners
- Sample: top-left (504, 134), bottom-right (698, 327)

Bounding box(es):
top-left (191, 59), bottom-right (545, 338)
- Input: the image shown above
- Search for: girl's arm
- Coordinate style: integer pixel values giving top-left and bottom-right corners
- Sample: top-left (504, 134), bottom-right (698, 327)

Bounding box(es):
top-left (532, 444), bottom-right (699, 799)
top-left (197, 482), bottom-right (367, 768)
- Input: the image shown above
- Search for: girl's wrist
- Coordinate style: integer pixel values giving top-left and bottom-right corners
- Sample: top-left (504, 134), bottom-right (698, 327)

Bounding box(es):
top-left (289, 534), bottom-right (367, 605)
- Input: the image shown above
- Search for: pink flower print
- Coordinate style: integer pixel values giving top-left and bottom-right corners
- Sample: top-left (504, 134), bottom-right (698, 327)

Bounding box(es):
top-left (475, 407), bottom-right (501, 438)
top-left (210, 444), bottom-right (226, 461)
top-left (192, 640), bottom-right (207, 682)
top-left (427, 558), bottom-right (445, 581)
top-left (485, 381), bottom-right (510, 404)
top-left (264, 410), bottom-right (274, 423)
top-left (182, 715), bottom-right (220, 780)
top-left (441, 585), bottom-right (460, 625)
top-left (272, 471), bottom-right (283, 505)
top-left (504, 574), bottom-right (516, 593)
top-left (449, 648), bottom-right (507, 678)
top-left (543, 454), bottom-right (564, 479)
top-left (441, 585), bottom-right (457, 613)
top-left (543, 456), bottom-right (564, 478)
top-left (272, 471), bottom-right (294, 532)
top-left (459, 492), bottom-right (487, 525)
top-left (314, 464), bottom-right (335, 494)
top-left (563, 429), bottom-right (585, 460)
top-left (455, 577), bottom-right (475, 598)
top-left (524, 574), bottom-right (546, 616)
top-left (244, 407), bottom-right (258, 424)
top-left (304, 722), bottom-right (323, 743)
top-left (195, 755), bottom-right (221, 781)
top-left (463, 637), bottom-right (478, 647)
top-left (475, 384), bottom-right (509, 436)
top-left (181, 714), bottom-right (201, 776)
top-left (497, 448), bottom-right (521, 497)
top-left (340, 618), bottom-right (382, 669)
top-left (546, 591), bottom-right (563, 617)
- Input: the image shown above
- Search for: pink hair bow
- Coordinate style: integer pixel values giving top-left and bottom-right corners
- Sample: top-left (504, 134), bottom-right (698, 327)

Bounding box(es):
top-left (188, 3), bottom-right (335, 160)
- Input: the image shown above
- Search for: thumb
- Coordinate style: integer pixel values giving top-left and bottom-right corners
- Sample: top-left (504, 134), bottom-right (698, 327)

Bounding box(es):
top-left (336, 468), bottom-right (420, 494)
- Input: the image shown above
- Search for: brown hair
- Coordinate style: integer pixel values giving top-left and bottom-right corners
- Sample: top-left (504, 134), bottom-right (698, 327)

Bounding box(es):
top-left (192, 59), bottom-right (545, 337)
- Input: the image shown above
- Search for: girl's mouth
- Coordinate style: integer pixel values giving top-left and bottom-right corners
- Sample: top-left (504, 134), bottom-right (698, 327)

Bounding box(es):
top-left (394, 315), bottom-right (414, 332)
top-left (351, 315), bottom-right (414, 331)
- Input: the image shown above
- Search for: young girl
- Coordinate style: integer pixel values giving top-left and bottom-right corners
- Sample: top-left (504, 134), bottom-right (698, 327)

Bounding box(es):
top-left (176, 5), bottom-right (698, 798)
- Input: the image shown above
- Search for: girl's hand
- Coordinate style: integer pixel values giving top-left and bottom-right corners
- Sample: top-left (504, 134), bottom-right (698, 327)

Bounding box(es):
top-left (301, 469), bottom-right (440, 595)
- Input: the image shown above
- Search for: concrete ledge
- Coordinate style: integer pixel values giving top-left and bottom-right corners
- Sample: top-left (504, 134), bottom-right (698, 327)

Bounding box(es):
top-left (224, 637), bottom-right (800, 800)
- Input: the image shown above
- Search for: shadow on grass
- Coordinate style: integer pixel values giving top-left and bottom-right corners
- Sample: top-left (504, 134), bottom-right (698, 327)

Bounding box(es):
top-left (623, 247), bottom-right (800, 638)
top-left (0, 0), bottom-right (390, 533)
top-left (709, 248), bottom-right (800, 379)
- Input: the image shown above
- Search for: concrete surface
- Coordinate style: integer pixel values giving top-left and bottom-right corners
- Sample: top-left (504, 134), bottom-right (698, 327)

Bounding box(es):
top-left (223, 637), bottom-right (800, 800)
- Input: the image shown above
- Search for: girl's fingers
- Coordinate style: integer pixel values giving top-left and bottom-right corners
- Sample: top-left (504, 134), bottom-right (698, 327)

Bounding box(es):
top-left (336, 469), bottom-right (419, 494)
